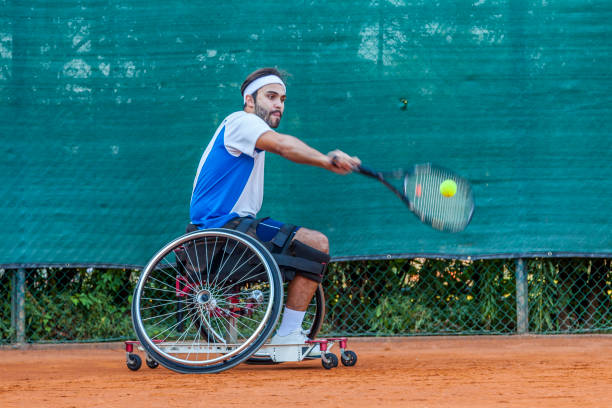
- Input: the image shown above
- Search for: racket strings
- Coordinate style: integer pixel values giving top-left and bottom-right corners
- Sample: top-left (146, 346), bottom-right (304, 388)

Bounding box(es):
top-left (407, 165), bottom-right (473, 232)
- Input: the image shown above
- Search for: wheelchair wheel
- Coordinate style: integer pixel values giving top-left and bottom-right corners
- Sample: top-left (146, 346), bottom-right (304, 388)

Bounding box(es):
top-left (132, 228), bottom-right (283, 374)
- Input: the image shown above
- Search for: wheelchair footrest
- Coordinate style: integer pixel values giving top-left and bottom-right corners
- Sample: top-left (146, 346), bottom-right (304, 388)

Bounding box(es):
top-left (123, 337), bottom-right (358, 371)
top-left (257, 341), bottom-right (322, 363)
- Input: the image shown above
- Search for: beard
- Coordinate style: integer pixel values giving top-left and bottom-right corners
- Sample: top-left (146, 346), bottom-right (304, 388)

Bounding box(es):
top-left (254, 103), bottom-right (282, 128)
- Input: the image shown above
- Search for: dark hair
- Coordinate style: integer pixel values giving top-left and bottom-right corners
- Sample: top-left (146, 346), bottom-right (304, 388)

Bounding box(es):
top-left (240, 67), bottom-right (286, 106)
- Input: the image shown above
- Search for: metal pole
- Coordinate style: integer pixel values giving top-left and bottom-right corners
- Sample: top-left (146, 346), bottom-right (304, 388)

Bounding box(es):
top-left (13, 268), bottom-right (26, 344)
top-left (515, 259), bottom-right (529, 334)
top-left (11, 270), bottom-right (16, 339)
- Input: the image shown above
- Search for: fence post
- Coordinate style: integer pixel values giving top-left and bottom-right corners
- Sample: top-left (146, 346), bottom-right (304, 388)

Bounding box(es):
top-left (515, 259), bottom-right (528, 334)
top-left (11, 268), bottom-right (26, 344)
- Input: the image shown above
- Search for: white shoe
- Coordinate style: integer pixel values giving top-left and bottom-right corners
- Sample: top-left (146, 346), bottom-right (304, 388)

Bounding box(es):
top-left (269, 328), bottom-right (308, 345)
top-left (269, 329), bottom-right (321, 358)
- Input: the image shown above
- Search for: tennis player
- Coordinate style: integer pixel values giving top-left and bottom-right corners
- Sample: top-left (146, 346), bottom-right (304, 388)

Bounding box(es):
top-left (190, 67), bottom-right (360, 346)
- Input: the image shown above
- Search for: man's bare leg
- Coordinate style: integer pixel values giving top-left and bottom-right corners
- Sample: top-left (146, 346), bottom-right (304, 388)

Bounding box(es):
top-left (285, 275), bottom-right (319, 311)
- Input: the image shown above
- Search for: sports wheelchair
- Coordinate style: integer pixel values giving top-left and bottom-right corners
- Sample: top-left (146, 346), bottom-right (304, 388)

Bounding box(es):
top-left (126, 228), bottom-right (357, 373)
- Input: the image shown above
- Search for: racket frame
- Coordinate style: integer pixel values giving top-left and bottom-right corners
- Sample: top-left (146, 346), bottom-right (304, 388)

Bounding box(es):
top-left (355, 164), bottom-right (474, 232)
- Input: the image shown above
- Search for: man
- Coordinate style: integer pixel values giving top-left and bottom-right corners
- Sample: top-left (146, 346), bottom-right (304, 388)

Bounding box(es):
top-left (190, 67), bottom-right (360, 345)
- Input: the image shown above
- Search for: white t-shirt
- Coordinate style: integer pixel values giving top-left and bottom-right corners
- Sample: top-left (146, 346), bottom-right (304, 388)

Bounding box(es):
top-left (190, 111), bottom-right (271, 228)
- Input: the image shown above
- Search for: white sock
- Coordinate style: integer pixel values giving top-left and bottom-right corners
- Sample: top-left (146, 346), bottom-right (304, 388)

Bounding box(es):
top-left (276, 307), bottom-right (306, 336)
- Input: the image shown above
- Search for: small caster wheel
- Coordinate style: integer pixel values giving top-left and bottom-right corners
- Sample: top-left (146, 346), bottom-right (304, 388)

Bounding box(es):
top-left (341, 350), bottom-right (357, 367)
top-left (127, 354), bottom-right (142, 371)
top-left (146, 355), bottom-right (159, 369)
top-left (322, 353), bottom-right (338, 370)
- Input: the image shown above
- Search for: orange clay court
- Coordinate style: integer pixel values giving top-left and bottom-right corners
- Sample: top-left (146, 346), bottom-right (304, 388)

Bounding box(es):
top-left (1, 335), bottom-right (610, 408)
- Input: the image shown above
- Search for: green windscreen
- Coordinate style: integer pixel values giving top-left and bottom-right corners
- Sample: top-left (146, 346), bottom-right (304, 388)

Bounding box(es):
top-left (2, 0), bottom-right (611, 267)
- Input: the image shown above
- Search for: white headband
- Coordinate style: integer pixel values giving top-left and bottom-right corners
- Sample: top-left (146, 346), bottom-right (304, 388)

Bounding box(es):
top-left (242, 75), bottom-right (286, 104)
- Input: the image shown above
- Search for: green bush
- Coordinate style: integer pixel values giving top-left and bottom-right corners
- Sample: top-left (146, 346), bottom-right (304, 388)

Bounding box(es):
top-left (23, 268), bottom-right (138, 342)
top-left (323, 258), bottom-right (517, 336)
top-left (528, 258), bottom-right (612, 333)
top-left (0, 269), bottom-right (14, 342)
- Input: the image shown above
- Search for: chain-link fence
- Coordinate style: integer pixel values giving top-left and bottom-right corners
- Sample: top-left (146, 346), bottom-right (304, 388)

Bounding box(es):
top-left (1, 257), bottom-right (610, 344)
top-left (0, 267), bottom-right (137, 344)
top-left (324, 257), bottom-right (611, 336)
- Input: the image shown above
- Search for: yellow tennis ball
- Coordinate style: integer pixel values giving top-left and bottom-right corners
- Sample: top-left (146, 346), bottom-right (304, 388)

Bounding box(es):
top-left (440, 179), bottom-right (457, 197)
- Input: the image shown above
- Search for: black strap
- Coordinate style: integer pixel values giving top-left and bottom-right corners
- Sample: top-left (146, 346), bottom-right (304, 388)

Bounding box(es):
top-left (235, 218), bottom-right (255, 233)
top-left (271, 223), bottom-right (297, 248)
top-left (290, 239), bottom-right (331, 263)
top-left (273, 254), bottom-right (325, 276)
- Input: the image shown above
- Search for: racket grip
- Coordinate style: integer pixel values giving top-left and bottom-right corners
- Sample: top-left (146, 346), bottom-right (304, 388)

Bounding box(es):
top-left (355, 165), bottom-right (381, 179)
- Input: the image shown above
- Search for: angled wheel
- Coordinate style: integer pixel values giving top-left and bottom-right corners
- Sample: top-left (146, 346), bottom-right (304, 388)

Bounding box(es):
top-left (127, 354), bottom-right (142, 371)
top-left (322, 353), bottom-right (338, 370)
top-left (146, 355), bottom-right (159, 369)
top-left (341, 350), bottom-right (357, 366)
top-left (132, 229), bottom-right (283, 374)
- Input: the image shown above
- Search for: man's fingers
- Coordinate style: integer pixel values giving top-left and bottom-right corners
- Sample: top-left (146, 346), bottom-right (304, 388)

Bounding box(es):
top-left (330, 154), bottom-right (349, 169)
top-left (348, 156), bottom-right (361, 169)
top-left (328, 151), bottom-right (360, 173)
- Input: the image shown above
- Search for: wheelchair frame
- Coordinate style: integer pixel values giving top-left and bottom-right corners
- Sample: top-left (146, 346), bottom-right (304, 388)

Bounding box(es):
top-left (126, 228), bottom-right (357, 373)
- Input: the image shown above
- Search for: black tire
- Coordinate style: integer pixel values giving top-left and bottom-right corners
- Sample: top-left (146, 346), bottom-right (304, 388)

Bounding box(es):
top-left (146, 355), bottom-right (159, 369)
top-left (132, 229), bottom-right (283, 374)
top-left (127, 354), bottom-right (142, 371)
top-left (306, 284), bottom-right (325, 340)
top-left (322, 353), bottom-right (338, 369)
top-left (341, 350), bottom-right (357, 367)
top-left (243, 355), bottom-right (278, 365)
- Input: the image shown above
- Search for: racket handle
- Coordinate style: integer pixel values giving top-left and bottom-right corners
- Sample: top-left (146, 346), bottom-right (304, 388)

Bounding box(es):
top-left (355, 165), bottom-right (382, 180)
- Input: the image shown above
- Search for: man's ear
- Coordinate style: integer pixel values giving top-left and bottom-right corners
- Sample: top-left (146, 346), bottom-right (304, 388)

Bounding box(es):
top-left (244, 93), bottom-right (255, 109)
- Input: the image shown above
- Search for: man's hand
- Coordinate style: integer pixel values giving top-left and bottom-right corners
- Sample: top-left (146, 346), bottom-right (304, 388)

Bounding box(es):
top-left (327, 150), bottom-right (361, 174)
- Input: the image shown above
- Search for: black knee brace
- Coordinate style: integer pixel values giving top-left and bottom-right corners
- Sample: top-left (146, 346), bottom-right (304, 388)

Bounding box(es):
top-left (217, 217), bottom-right (329, 283)
top-left (274, 239), bottom-right (330, 283)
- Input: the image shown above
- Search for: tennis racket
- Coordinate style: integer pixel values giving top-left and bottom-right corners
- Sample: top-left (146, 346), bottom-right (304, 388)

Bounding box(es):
top-left (355, 163), bottom-right (474, 232)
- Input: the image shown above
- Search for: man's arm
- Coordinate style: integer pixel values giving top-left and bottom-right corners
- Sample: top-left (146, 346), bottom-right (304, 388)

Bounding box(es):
top-left (256, 130), bottom-right (359, 174)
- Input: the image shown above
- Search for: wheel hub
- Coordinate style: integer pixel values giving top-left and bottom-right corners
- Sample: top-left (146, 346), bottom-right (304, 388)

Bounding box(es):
top-left (196, 290), bottom-right (214, 305)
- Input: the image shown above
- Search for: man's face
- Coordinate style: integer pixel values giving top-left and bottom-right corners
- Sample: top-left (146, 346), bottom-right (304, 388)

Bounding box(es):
top-left (253, 83), bottom-right (286, 128)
